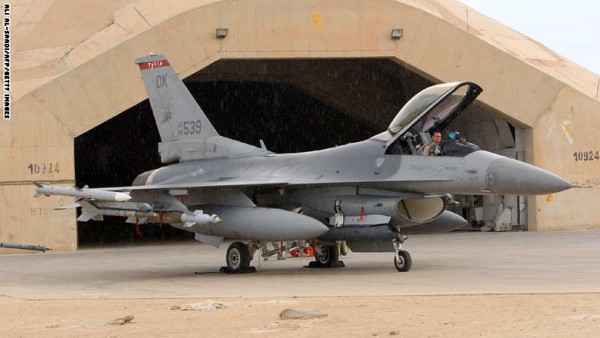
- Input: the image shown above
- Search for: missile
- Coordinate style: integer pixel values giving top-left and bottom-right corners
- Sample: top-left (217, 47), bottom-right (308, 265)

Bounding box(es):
top-left (34, 183), bottom-right (131, 202)
top-left (77, 205), bottom-right (157, 223)
top-left (181, 210), bottom-right (222, 228)
top-left (89, 209), bottom-right (157, 219)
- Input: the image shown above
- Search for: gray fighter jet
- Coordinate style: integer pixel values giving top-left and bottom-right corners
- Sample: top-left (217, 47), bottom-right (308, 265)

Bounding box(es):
top-left (35, 54), bottom-right (572, 273)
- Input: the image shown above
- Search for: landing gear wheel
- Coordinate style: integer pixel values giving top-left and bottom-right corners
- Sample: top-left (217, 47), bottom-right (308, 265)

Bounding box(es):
top-left (315, 245), bottom-right (340, 267)
top-left (394, 250), bottom-right (412, 272)
top-left (224, 242), bottom-right (253, 273)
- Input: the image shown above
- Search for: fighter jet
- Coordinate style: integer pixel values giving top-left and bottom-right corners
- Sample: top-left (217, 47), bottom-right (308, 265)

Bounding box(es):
top-left (34, 54), bottom-right (573, 273)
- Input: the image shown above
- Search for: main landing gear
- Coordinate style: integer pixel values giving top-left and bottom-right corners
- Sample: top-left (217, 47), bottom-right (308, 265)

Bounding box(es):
top-left (221, 241), bottom-right (258, 274)
top-left (393, 234), bottom-right (412, 272)
top-left (308, 242), bottom-right (346, 268)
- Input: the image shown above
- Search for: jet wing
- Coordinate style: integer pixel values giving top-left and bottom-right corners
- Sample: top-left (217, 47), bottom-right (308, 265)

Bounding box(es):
top-left (104, 180), bottom-right (287, 191)
top-left (100, 176), bottom-right (453, 192)
top-left (35, 174), bottom-right (453, 223)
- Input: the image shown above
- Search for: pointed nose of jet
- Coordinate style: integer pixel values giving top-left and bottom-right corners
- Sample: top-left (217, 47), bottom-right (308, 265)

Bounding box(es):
top-left (486, 157), bottom-right (572, 195)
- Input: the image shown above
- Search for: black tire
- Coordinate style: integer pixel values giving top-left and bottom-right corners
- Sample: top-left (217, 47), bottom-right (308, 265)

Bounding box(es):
top-left (226, 242), bottom-right (251, 272)
top-left (315, 245), bottom-right (340, 267)
top-left (394, 250), bottom-right (412, 272)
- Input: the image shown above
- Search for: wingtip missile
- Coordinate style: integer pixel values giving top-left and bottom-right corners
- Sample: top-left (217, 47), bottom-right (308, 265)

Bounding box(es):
top-left (33, 184), bottom-right (132, 202)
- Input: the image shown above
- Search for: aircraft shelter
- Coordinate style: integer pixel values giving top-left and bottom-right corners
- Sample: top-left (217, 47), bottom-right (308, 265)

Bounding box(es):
top-left (2, 0), bottom-right (599, 250)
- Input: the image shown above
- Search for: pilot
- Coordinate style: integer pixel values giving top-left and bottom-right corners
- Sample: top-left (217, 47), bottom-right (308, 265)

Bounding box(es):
top-left (422, 130), bottom-right (443, 156)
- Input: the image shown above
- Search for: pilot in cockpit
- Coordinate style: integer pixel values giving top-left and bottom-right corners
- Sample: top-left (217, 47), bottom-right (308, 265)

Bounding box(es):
top-left (422, 130), bottom-right (442, 156)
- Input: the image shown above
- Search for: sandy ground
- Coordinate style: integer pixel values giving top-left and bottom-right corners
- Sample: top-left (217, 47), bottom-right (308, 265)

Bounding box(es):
top-left (3, 232), bottom-right (600, 337)
top-left (2, 293), bottom-right (600, 337)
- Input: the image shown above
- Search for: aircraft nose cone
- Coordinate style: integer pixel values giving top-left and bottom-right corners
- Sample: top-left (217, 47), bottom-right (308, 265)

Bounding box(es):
top-left (486, 157), bottom-right (572, 195)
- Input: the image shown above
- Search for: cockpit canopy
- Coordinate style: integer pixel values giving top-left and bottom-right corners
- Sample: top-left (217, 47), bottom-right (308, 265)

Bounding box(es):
top-left (388, 82), bottom-right (482, 136)
top-left (385, 82), bottom-right (483, 157)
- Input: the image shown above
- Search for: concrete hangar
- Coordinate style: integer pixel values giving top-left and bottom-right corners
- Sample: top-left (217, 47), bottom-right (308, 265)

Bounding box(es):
top-left (2, 0), bottom-right (599, 251)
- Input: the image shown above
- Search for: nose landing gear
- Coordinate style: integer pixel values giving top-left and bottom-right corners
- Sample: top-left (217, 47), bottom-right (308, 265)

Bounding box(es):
top-left (393, 235), bottom-right (411, 272)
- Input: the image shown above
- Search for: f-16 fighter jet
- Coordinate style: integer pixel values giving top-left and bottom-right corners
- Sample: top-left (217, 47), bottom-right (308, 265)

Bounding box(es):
top-left (35, 54), bottom-right (572, 273)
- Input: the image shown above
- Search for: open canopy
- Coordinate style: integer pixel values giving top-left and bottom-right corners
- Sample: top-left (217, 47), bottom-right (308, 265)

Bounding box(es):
top-left (388, 82), bottom-right (482, 138)
top-left (384, 82), bottom-right (483, 157)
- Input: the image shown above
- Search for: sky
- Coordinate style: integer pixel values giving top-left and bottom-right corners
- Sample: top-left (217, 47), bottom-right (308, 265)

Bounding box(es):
top-left (459, 0), bottom-right (600, 75)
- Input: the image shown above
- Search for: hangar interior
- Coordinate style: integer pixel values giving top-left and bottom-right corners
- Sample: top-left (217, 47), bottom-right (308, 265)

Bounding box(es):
top-left (75, 58), bottom-right (526, 245)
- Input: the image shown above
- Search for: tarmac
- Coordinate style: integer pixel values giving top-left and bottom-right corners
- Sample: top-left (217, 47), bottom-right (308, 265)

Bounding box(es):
top-left (1, 230), bottom-right (600, 300)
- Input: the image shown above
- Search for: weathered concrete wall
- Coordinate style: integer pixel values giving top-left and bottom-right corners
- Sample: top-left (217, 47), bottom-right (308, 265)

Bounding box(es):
top-left (531, 88), bottom-right (600, 231)
top-left (3, 0), bottom-right (599, 251)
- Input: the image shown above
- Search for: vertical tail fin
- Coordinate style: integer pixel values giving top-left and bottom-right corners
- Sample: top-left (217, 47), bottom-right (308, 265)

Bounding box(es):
top-left (135, 54), bottom-right (270, 162)
top-left (135, 54), bottom-right (219, 162)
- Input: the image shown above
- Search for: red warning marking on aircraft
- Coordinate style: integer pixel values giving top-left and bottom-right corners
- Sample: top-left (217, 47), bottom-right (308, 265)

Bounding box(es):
top-left (138, 60), bottom-right (170, 70)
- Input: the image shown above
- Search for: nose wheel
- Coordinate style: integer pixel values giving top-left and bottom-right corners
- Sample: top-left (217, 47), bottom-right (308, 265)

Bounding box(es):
top-left (394, 250), bottom-right (412, 272)
top-left (393, 235), bottom-right (412, 272)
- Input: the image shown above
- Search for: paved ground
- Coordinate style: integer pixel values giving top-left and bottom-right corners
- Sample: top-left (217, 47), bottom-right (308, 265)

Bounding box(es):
top-left (1, 231), bottom-right (600, 300)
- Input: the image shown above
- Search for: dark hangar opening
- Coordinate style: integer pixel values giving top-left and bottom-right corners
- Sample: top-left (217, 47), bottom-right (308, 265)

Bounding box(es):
top-left (74, 58), bottom-right (436, 247)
